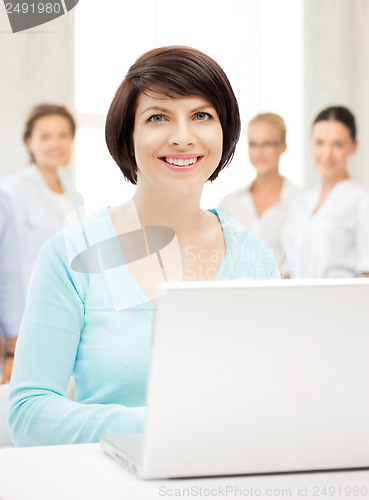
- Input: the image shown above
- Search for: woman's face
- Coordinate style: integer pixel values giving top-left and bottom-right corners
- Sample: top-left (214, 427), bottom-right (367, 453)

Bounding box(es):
top-left (310, 120), bottom-right (358, 181)
top-left (132, 92), bottom-right (223, 196)
top-left (26, 115), bottom-right (74, 170)
top-left (247, 121), bottom-right (286, 176)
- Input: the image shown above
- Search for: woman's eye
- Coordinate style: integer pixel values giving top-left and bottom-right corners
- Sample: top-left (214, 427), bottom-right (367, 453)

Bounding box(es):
top-left (148, 114), bottom-right (164, 123)
top-left (195, 112), bottom-right (212, 121)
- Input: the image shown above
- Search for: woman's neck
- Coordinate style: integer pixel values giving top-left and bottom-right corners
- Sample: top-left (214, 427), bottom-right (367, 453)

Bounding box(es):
top-left (251, 170), bottom-right (283, 195)
top-left (249, 171), bottom-right (283, 217)
top-left (321, 172), bottom-right (350, 192)
top-left (132, 186), bottom-right (206, 237)
top-left (36, 164), bottom-right (63, 193)
top-left (315, 172), bottom-right (350, 213)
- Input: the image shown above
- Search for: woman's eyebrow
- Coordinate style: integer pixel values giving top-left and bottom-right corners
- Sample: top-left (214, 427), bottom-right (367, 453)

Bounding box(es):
top-left (140, 103), bottom-right (215, 117)
top-left (139, 106), bottom-right (169, 116)
top-left (190, 104), bottom-right (215, 112)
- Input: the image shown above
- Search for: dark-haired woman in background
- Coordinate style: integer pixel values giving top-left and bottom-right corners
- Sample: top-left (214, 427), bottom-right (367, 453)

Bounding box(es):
top-left (0, 103), bottom-right (84, 300)
top-left (0, 104), bottom-right (84, 380)
top-left (282, 106), bottom-right (369, 278)
top-left (9, 46), bottom-right (279, 446)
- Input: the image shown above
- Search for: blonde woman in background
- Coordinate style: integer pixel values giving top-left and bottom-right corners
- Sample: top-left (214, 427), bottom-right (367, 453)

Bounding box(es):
top-left (218, 113), bottom-right (299, 271)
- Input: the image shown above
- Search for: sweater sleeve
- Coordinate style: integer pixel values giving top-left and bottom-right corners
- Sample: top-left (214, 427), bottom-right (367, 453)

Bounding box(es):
top-left (8, 232), bottom-right (145, 446)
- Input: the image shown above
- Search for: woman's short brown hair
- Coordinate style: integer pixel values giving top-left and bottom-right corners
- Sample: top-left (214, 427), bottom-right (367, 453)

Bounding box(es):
top-left (23, 103), bottom-right (76, 163)
top-left (105, 45), bottom-right (241, 184)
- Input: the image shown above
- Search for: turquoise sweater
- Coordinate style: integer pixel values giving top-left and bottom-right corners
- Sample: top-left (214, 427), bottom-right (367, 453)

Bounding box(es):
top-left (8, 208), bottom-right (279, 446)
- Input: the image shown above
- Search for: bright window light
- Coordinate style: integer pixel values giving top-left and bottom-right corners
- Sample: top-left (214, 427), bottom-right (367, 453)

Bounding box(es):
top-left (75, 0), bottom-right (304, 215)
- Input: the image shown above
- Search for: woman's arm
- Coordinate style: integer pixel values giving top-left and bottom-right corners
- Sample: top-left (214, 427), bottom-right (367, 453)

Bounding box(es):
top-left (8, 233), bottom-right (145, 446)
top-left (356, 193), bottom-right (369, 277)
top-left (0, 192), bottom-right (23, 383)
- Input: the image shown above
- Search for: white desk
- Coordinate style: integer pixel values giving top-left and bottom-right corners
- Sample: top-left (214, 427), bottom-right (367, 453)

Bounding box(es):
top-left (0, 443), bottom-right (368, 500)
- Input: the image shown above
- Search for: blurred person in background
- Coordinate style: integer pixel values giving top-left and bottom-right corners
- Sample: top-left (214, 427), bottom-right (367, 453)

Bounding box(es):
top-left (282, 106), bottom-right (369, 278)
top-left (218, 113), bottom-right (299, 272)
top-left (0, 191), bottom-right (23, 383)
top-left (0, 104), bottom-right (84, 382)
top-left (0, 103), bottom-right (84, 306)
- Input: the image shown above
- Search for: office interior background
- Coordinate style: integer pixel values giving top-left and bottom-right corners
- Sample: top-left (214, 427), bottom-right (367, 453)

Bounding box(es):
top-left (0, 0), bottom-right (368, 215)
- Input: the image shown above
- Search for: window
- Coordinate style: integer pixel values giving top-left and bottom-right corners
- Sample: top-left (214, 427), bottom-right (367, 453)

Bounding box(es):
top-left (75, 0), bottom-right (303, 214)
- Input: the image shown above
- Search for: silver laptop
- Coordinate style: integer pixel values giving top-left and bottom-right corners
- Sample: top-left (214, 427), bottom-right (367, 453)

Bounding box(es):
top-left (100, 279), bottom-right (369, 479)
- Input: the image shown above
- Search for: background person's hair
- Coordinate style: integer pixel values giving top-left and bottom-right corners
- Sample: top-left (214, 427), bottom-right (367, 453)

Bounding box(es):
top-left (105, 45), bottom-right (241, 184)
top-left (312, 105), bottom-right (357, 141)
top-left (248, 112), bottom-right (286, 143)
top-left (23, 103), bottom-right (76, 163)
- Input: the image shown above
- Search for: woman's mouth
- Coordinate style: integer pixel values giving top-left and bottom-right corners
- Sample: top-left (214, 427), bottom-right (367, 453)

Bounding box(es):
top-left (159, 155), bottom-right (203, 171)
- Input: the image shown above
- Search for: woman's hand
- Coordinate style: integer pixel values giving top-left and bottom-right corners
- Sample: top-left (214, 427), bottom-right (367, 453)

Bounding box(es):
top-left (1, 338), bottom-right (16, 384)
top-left (1, 356), bottom-right (13, 384)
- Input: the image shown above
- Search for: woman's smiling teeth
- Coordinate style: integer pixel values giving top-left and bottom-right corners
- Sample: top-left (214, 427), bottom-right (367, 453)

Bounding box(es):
top-left (164, 157), bottom-right (198, 166)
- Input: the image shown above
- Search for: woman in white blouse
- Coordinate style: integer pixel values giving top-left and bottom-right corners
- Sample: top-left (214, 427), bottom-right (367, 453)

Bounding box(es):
top-left (218, 113), bottom-right (299, 270)
top-left (282, 105), bottom-right (369, 279)
top-left (1, 104), bottom-right (84, 326)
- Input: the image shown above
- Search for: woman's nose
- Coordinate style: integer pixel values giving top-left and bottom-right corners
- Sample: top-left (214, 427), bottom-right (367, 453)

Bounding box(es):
top-left (50, 136), bottom-right (62, 148)
top-left (168, 119), bottom-right (194, 146)
top-left (322, 145), bottom-right (334, 158)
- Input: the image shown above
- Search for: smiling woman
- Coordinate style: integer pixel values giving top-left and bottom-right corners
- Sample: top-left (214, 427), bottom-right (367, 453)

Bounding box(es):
top-left (105, 46), bottom-right (239, 185)
top-left (131, 93), bottom-right (223, 196)
top-left (282, 106), bottom-right (369, 279)
top-left (8, 46), bottom-right (280, 446)
top-left (0, 104), bottom-right (84, 295)
top-left (0, 104), bottom-right (84, 382)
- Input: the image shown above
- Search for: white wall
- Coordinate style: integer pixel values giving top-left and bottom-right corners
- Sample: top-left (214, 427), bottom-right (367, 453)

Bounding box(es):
top-left (304, 0), bottom-right (369, 187)
top-left (73, 0), bottom-right (304, 214)
top-left (355, 0), bottom-right (369, 187)
top-left (1, 0), bottom-right (369, 190)
top-left (0, 8), bottom-right (75, 179)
